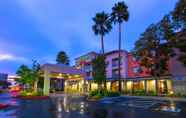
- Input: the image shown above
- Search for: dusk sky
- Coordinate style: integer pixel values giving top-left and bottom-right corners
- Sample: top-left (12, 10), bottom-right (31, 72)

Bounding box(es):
top-left (0, 0), bottom-right (178, 75)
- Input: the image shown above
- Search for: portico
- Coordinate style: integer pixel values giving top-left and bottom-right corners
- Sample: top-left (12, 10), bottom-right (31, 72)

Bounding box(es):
top-left (41, 64), bottom-right (85, 95)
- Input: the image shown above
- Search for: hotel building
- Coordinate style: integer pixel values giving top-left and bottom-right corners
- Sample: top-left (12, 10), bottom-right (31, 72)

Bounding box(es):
top-left (75, 50), bottom-right (128, 92)
top-left (41, 50), bottom-right (186, 95)
top-left (75, 50), bottom-right (186, 95)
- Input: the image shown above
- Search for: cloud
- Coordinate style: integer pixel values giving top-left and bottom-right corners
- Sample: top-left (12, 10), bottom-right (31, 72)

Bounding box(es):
top-left (14, 0), bottom-right (158, 53)
top-left (0, 53), bottom-right (29, 63)
top-left (14, 0), bottom-right (120, 53)
top-left (0, 37), bottom-right (32, 55)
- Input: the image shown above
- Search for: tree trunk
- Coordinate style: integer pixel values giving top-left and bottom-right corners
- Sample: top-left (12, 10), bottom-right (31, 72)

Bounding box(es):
top-left (101, 34), bottom-right (105, 55)
top-left (101, 34), bottom-right (107, 89)
top-left (34, 80), bottom-right (38, 93)
top-left (118, 23), bottom-right (122, 92)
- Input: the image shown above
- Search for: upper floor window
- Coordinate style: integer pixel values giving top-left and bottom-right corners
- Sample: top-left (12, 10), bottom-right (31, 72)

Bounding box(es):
top-left (132, 67), bottom-right (140, 74)
top-left (112, 68), bottom-right (122, 78)
top-left (86, 71), bottom-right (92, 77)
top-left (112, 58), bottom-right (122, 67)
top-left (106, 61), bottom-right (109, 67)
top-left (84, 64), bottom-right (92, 71)
top-left (132, 57), bottom-right (137, 61)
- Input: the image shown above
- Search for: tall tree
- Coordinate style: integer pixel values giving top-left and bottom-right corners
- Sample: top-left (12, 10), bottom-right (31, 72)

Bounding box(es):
top-left (56, 51), bottom-right (70, 65)
top-left (175, 30), bottom-right (186, 66)
top-left (16, 65), bottom-right (33, 90)
top-left (16, 61), bottom-right (41, 92)
top-left (159, 0), bottom-right (186, 66)
top-left (92, 12), bottom-right (112, 55)
top-left (171, 0), bottom-right (186, 66)
top-left (92, 55), bottom-right (106, 90)
top-left (133, 24), bottom-right (174, 94)
top-left (92, 12), bottom-right (112, 89)
top-left (111, 1), bottom-right (129, 92)
top-left (172, 0), bottom-right (186, 30)
top-left (31, 60), bottom-right (41, 93)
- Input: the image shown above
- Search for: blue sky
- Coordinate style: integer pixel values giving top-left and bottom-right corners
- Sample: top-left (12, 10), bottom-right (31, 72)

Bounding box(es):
top-left (0, 0), bottom-right (178, 75)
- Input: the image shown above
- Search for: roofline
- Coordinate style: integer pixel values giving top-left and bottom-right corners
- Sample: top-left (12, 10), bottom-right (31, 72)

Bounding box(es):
top-left (105, 50), bottom-right (128, 56)
top-left (75, 51), bottom-right (98, 60)
top-left (75, 50), bottom-right (129, 60)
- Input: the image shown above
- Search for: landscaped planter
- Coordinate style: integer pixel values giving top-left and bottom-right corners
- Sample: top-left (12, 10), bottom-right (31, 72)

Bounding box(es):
top-left (87, 90), bottom-right (121, 101)
top-left (0, 104), bottom-right (9, 109)
top-left (16, 96), bottom-right (49, 100)
top-left (87, 96), bottom-right (102, 101)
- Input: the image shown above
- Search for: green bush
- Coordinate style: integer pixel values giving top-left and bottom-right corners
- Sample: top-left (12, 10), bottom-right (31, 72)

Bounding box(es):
top-left (89, 90), bottom-right (102, 97)
top-left (105, 91), bottom-right (120, 97)
top-left (147, 91), bottom-right (157, 96)
top-left (89, 89), bottom-right (120, 98)
top-left (32, 91), bottom-right (43, 96)
top-left (133, 90), bottom-right (146, 96)
top-left (19, 91), bottom-right (28, 96)
top-left (19, 90), bottom-right (43, 97)
top-left (37, 90), bottom-right (43, 96)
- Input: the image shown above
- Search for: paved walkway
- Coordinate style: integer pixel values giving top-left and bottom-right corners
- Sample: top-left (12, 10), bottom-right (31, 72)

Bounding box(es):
top-left (122, 95), bottom-right (186, 102)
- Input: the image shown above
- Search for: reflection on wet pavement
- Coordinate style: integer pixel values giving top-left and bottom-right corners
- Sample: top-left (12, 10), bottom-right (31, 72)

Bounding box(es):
top-left (152, 100), bottom-right (181, 113)
top-left (0, 93), bottom-right (186, 118)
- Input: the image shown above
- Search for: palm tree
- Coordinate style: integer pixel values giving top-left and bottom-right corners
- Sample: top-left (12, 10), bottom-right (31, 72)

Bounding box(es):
top-left (92, 12), bottom-right (112, 89)
top-left (92, 12), bottom-right (112, 55)
top-left (111, 1), bottom-right (129, 92)
top-left (56, 51), bottom-right (70, 65)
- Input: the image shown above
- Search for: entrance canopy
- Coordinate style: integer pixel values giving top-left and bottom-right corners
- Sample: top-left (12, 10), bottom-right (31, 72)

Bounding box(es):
top-left (41, 64), bottom-right (85, 77)
top-left (41, 63), bottom-right (86, 95)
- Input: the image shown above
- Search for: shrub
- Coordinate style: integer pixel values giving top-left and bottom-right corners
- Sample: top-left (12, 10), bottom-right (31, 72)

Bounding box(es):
top-left (19, 91), bottom-right (28, 96)
top-left (19, 90), bottom-right (43, 97)
top-left (37, 90), bottom-right (43, 96)
top-left (89, 90), bottom-right (102, 97)
top-left (32, 91), bottom-right (43, 96)
top-left (89, 89), bottom-right (120, 98)
top-left (147, 91), bottom-right (157, 96)
top-left (133, 90), bottom-right (146, 96)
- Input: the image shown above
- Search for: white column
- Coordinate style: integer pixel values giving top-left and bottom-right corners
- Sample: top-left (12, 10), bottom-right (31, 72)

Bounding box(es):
top-left (43, 69), bottom-right (50, 95)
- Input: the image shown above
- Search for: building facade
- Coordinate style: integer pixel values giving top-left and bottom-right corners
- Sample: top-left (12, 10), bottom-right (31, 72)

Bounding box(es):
top-left (40, 50), bottom-right (186, 95)
top-left (0, 73), bottom-right (8, 81)
top-left (74, 50), bottom-right (186, 95)
top-left (75, 50), bottom-right (128, 92)
top-left (0, 73), bottom-right (8, 89)
top-left (169, 50), bottom-right (186, 95)
top-left (41, 64), bottom-right (85, 95)
top-left (126, 53), bottom-right (173, 95)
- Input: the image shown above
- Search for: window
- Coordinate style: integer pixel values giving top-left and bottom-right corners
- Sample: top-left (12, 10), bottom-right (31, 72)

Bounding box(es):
top-left (112, 69), bottom-right (122, 78)
top-left (106, 61), bottom-right (109, 67)
top-left (112, 58), bottom-right (122, 67)
top-left (86, 72), bottom-right (91, 77)
top-left (132, 57), bottom-right (137, 61)
top-left (84, 64), bottom-right (92, 71)
top-left (133, 67), bottom-right (140, 74)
